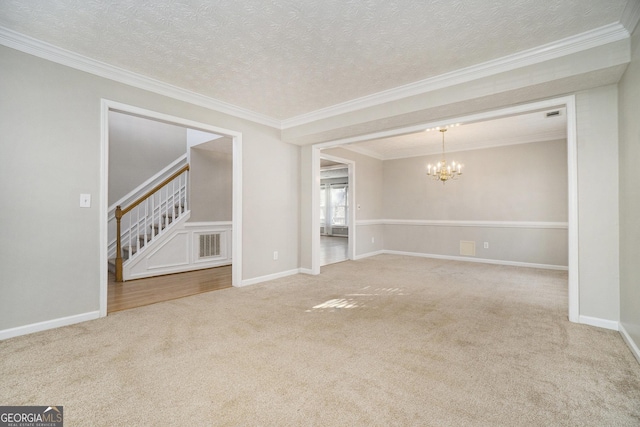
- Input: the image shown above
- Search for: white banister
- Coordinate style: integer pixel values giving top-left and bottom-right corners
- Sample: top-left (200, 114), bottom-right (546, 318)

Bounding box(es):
top-left (114, 165), bottom-right (189, 281)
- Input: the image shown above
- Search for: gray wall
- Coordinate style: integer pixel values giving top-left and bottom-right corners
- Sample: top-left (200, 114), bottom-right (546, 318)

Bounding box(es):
top-left (0, 45), bottom-right (299, 331)
top-left (576, 85), bottom-right (620, 323)
top-left (619, 22), bottom-right (640, 353)
top-left (242, 124), bottom-right (300, 279)
top-left (383, 226), bottom-right (567, 266)
top-left (383, 140), bottom-right (568, 221)
top-left (189, 146), bottom-right (232, 222)
top-left (381, 140), bottom-right (568, 266)
top-left (108, 111), bottom-right (187, 204)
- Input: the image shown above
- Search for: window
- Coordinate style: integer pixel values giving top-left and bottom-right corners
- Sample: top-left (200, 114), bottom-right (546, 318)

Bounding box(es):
top-left (330, 185), bottom-right (348, 226)
top-left (320, 182), bottom-right (348, 235)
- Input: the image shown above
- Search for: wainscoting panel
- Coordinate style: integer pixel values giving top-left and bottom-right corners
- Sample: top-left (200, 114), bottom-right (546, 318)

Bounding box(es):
top-left (124, 221), bottom-right (232, 280)
top-left (356, 220), bottom-right (568, 268)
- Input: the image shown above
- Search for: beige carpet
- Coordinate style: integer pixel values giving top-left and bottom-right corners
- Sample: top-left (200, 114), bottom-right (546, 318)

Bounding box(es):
top-left (1, 255), bottom-right (639, 426)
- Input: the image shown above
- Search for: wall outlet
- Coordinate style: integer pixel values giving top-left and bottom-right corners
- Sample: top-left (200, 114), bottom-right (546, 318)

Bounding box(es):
top-left (484, 242), bottom-right (489, 249)
top-left (273, 251), bottom-right (278, 260)
top-left (371, 237), bottom-right (375, 243)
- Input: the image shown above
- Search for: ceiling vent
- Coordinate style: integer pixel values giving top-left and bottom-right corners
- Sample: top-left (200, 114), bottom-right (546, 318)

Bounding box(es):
top-left (545, 110), bottom-right (561, 118)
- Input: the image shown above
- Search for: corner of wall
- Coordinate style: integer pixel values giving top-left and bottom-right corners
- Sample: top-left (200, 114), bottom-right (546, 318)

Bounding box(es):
top-left (619, 323), bottom-right (640, 364)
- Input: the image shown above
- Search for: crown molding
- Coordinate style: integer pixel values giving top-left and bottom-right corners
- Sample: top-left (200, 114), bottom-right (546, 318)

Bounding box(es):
top-left (0, 26), bottom-right (281, 129)
top-left (621, 0), bottom-right (640, 35)
top-left (0, 21), bottom-right (630, 132)
top-left (281, 23), bottom-right (629, 129)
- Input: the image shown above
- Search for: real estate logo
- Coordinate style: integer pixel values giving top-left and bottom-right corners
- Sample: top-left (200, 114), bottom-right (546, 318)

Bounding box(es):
top-left (0, 406), bottom-right (63, 427)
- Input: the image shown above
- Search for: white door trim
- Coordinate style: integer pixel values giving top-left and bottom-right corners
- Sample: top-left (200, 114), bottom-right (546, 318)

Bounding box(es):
top-left (99, 100), bottom-right (243, 317)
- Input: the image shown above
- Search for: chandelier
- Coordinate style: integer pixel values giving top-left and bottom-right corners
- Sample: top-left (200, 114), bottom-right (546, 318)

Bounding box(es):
top-left (427, 128), bottom-right (462, 183)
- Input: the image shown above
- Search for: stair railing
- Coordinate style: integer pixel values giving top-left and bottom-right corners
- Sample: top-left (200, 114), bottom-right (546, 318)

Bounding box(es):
top-left (114, 164), bottom-right (190, 281)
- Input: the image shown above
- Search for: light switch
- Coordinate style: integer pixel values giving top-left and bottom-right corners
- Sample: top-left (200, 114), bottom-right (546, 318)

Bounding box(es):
top-left (80, 193), bottom-right (91, 208)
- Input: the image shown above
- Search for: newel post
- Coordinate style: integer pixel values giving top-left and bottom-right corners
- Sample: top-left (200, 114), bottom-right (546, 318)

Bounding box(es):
top-left (115, 206), bottom-right (123, 282)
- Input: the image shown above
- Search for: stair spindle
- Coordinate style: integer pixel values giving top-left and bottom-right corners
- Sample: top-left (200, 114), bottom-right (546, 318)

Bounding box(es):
top-left (115, 206), bottom-right (123, 282)
top-left (114, 164), bottom-right (189, 282)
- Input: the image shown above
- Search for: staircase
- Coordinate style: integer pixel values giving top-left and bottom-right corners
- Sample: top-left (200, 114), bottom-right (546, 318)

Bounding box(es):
top-left (118, 204), bottom-right (184, 261)
top-left (110, 164), bottom-right (190, 281)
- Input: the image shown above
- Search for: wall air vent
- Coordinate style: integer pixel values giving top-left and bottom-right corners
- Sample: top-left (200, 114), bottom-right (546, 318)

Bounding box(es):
top-left (460, 241), bottom-right (476, 256)
top-left (199, 233), bottom-right (221, 258)
top-left (545, 110), bottom-right (561, 118)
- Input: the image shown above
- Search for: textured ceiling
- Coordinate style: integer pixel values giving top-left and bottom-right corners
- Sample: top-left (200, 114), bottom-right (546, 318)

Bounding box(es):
top-left (0, 0), bottom-right (630, 120)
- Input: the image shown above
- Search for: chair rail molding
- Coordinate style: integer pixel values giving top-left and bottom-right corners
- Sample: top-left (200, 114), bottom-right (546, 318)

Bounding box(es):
top-left (356, 219), bottom-right (568, 229)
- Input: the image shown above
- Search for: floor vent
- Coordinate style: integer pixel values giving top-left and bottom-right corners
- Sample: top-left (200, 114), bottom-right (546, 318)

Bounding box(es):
top-left (199, 233), bottom-right (221, 258)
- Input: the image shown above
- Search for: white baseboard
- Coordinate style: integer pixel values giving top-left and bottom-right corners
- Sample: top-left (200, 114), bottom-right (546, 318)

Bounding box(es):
top-left (619, 323), bottom-right (640, 364)
top-left (578, 315), bottom-right (619, 331)
top-left (354, 250), bottom-right (385, 260)
top-left (0, 311), bottom-right (101, 341)
top-left (299, 268), bottom-right (315, 275)
top-left (239, 268), bottom-right (301, 287)
top-left (127, 261), bottom-right (232, 281)
top-left (381, 250), bottom-right (568, 271)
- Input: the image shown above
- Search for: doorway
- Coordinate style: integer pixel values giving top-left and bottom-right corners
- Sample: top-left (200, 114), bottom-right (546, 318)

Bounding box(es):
top-left (310, 96), bottom-right (578, 322)
top-left (107, 266), bottom-right (231, 313)
top-left (320, 158), bottom-right (349, 265)
top-left (316, 153), bottom-right (356, 269)
top-left (99, 100), bottom-right (243, 317)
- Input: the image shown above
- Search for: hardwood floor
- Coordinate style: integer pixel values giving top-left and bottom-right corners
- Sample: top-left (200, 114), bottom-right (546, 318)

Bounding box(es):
top-left (320, 235), bottom-right (348, 266)
top-left (108, 266), bottom-right (232, 314)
